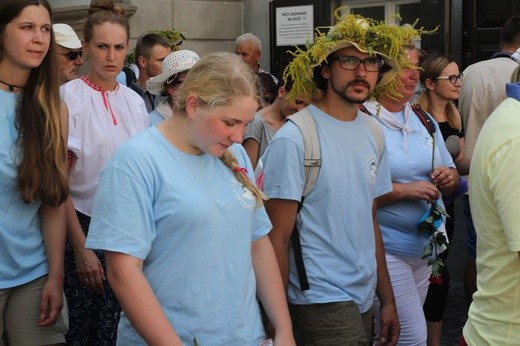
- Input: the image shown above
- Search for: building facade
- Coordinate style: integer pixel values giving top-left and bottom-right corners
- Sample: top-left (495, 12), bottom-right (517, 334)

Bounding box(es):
top-left (50, 0), bottom-right (519, 78)
top-left (50, 0), bottom-right (274, 72)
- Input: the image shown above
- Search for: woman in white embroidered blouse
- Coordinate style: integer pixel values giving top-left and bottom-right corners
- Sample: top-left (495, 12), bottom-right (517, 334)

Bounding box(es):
top-left (60, 0), bottom-right (149, 344)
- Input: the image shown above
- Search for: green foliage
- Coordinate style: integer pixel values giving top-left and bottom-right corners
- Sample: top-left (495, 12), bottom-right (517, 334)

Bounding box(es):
top-left (125, 28), bottom-right (186, 66)
top-left (283, 7), bottom-right (437, 102)
top-left (419, 200), bottom-right (450, 279)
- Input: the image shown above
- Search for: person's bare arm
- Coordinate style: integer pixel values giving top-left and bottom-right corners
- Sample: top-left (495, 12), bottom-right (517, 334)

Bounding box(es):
top-left (454, 138), bottom-right (471, 175)
top-left (37, 203), bottom-right (66, 326)
top-left (372, 202), bottom-right (400, 345)
top-left (242, 138), bottom-right (261, 170)
top-left (264, 198), bottom-right (299, 290)
top-left (65, 197), bottom-right (106, 294)
top-left (37, 101), bottom-right (71, 326)
top-left (377, 181), bottom-right (440, 206)
top-left (61, 101), bottom-right (105, 294)
top-left (106, 252), bottom-right (183, 345)
top-left (252, 236), bottom-right (295, 345)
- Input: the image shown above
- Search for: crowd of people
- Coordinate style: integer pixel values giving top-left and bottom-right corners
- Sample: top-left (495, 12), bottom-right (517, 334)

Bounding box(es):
top-left (1, 0), bottom-right (520, 345)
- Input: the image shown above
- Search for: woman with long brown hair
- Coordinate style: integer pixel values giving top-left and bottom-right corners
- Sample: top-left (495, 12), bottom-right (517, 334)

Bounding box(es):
top-left (0, 0), bottom-right (69, 343)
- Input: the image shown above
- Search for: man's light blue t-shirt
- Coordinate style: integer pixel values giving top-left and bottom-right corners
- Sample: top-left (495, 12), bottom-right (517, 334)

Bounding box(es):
top-left (262, 105), bottom-right (392, 313)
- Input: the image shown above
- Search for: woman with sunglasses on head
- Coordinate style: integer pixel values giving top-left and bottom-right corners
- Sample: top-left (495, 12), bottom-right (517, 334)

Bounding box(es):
top-left (416, 54), bottom-right (469, 346)
top-left (0, 0), bottom-right (69, 344)
top-left (60, 0), bottom-right (149, 344)
top-left (86, 52), bottom-right (294, 345)
top-left (363, 45), bottom-right (459, 345)
top-left (147, 49), bottom-right (200, 126)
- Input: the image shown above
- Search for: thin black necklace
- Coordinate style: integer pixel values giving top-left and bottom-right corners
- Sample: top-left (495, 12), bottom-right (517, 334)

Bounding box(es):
top-left (0, 79), bottom-right (25, 91)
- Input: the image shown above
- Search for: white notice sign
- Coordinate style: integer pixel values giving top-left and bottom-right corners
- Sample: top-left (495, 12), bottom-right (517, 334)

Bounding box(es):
top-left (276, 5), bottom-right (314, 46)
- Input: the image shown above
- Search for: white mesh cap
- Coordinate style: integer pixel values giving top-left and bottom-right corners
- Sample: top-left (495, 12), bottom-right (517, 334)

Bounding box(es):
top-left (147, 50), bottom-right (200, 95)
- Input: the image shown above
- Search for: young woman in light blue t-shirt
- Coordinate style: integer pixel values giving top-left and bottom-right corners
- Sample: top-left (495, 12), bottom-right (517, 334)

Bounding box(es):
top-left (0, 0), bottom-right (69, 343)
top-left (86, 52), bottom-right (294, 346)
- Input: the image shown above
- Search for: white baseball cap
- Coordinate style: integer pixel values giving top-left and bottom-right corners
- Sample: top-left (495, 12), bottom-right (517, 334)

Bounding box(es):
top-left (53, 24), bottom-right (82, 50)
top-left (147, 50), bottom-right (200, 95)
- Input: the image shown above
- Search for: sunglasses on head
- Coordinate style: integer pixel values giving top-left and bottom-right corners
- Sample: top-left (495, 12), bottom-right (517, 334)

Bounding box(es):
top-left (60, 50), bottom-right (83, 61)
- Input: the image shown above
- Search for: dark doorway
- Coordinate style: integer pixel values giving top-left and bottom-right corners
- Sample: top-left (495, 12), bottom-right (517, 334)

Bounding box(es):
top-left (461, 0), bottom-right (520, 67)
top-left (269, 0), bottom-right (519, 77)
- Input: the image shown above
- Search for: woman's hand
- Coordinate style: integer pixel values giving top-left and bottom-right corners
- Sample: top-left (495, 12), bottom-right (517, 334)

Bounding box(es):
top-left (37, 276), bottom-right (64, 326)
top-left (431, 166), bottom-right (459, 195)
top-left (74, 247), bottom-right (106, 295)
top-left (400, 181), bottom-right (440, 202)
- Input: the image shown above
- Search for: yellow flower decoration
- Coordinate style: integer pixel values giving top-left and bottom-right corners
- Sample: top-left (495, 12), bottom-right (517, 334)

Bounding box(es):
top-left (283, 8), bottom-right (435, 101)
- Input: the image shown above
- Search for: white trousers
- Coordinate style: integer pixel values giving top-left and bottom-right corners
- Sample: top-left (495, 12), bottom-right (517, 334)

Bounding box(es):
top-left (373, 253), bottom-right (431, 346)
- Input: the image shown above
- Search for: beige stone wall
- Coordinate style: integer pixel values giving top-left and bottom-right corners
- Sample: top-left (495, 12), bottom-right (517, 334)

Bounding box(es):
top-left (50, 0), bottom-right (274, 72)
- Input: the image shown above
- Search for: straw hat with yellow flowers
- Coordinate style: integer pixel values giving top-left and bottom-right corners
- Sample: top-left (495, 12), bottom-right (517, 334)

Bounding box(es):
top-left (284, 9), bottom-right (434, 101)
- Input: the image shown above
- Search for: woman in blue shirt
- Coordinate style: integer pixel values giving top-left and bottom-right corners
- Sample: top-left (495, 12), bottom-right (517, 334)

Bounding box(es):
top-left (86, 52), bottom-right (294, 345)
top-left (0, 0), bottom-right (68, 343)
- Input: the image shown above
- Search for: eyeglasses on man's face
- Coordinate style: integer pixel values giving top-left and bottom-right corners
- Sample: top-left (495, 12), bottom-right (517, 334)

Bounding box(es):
top-left (436, 73), bottom-right (463, 84)
top-left (59, 50), bottom-right (83, 61)
top-left (330, 55), bottom-right (384, 72)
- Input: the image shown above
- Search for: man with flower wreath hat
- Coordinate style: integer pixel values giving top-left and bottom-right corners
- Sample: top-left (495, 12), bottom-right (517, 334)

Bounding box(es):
top-left (261, 10), bottom-right (409, 345)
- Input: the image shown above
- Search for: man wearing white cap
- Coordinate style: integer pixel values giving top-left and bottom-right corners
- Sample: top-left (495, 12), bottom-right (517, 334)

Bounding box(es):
top-left (52, 23), bottom-right (84, 84)
top-left (147, 49), bottom-right (200, 125)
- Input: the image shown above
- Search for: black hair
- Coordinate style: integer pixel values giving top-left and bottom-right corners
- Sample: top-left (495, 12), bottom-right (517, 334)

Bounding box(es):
top-left (256, 72), bottom-right (277, 105)
top-left (501, 15), bottom-right (520, 47)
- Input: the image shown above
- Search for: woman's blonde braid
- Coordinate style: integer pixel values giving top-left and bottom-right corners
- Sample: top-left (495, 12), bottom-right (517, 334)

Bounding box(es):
top-left (220, 150), bottom-right (267, 207)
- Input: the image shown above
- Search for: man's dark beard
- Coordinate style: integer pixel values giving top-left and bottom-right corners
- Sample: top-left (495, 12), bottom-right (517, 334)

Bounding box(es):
top-left (332, 78), bottom-right (372, 104)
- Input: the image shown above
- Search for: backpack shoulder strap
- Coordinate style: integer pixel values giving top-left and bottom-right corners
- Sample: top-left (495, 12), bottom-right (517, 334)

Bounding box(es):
top-left (365, 115), bottom-right (384, 160)
top-left (287, 107), bottom-right (321, 292)
top-left (358, 105), bottom-right (384, 160)
top-left (288, 108), bottom-right (321, 198)
top-left (412, 104), bottom-right (435, 137)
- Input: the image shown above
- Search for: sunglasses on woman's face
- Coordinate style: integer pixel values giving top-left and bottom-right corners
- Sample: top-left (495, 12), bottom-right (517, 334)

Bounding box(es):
top-left (59, 50), bottom-right (83, 61)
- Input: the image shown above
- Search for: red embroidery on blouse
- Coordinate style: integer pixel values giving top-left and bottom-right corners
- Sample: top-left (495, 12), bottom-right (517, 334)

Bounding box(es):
top-left (80, 76), bottom-right (119, 125)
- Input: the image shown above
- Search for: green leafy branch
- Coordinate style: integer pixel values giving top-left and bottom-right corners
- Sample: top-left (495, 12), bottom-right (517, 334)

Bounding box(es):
top-left (417, 200), bottom-right (449, 278)
top-left (125, 28), bottom-right (186, 66)
top-left (417, 131), bottom-right (450, 279)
